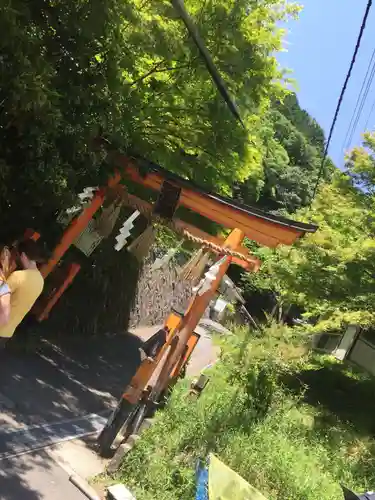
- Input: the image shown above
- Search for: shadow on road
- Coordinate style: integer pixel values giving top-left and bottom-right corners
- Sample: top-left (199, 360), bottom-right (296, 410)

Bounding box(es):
top-left (1, 450), bottom-right (56, 500)
top-left (0, 448), bottom-right (89, 500)
top-left (0, 331), bottom-right (143, 427)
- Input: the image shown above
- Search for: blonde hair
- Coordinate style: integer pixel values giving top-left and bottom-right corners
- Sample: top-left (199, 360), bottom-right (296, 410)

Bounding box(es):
top-left (0, 246), bottom-right (12, 282)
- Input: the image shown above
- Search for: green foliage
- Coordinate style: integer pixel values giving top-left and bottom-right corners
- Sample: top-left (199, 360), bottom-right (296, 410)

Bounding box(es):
top-left (0, 0), bottom-right (301, 239)
top-left (235, 93), bottom-right (333, 213)
top-left (113, 324), bottom-right (375, 499)
top-left (0, 0), bottom-right (121, 236)
top-left (276, 93), bottom-right (325, 153)
top-left (242, 132), bottom-right (375, 331)
top-left (346, 131), bottom-right (375, 193)
top-left (153, 224), bottom-right (182, 252)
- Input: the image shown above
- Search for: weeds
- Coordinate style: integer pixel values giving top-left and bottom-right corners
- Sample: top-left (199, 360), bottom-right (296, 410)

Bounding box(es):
top-left (114, 324), bottom-right (375, 499)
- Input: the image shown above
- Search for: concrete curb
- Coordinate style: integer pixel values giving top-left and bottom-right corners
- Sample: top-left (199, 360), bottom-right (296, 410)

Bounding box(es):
top-left (69, 473), bottom-right (101, 500)
top-left (107, 484), bottom-right (136, 499)
top-left (52, 450), bottom-right (102, 500)
top-left (107, 418), bottom-right (155, 474)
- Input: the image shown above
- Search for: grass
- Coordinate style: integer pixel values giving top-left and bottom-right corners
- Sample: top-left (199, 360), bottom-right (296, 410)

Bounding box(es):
top-left (112, 323), bottom-right (375, 499)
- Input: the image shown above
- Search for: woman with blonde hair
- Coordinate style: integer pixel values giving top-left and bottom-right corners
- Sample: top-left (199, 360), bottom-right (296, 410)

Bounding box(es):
top-left (0, 245), bottom-right (12, 280)
top-left (0, 246), bottom-right (12, 349)
top-left (0, 246), bottom-right (12, 334)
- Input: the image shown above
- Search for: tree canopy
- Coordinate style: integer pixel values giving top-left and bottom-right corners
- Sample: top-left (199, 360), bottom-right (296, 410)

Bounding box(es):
top-left (0, 0), bottom-right (302, 239)
top-left (235, 93), bottom-right (333, 213)
top-left (4, 1), bottom-right (375, 335)
top-left (244, 132), bottom-right (375, 331)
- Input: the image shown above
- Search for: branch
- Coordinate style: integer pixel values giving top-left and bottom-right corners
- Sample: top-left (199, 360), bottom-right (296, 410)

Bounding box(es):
top-left (139, 104), bottom-right (209, 115)
top-left (142, 127), bottom-right (224, 162)
top-left (139, 0), bottom-right (152, 9)
top-left (128, 61), bottom-right (196, 87)
top-left (128, 60), bottom-right (165, 86)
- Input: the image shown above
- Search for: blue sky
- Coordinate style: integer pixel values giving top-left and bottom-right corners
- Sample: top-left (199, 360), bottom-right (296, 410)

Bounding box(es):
top-left (278, 0), bottom-right (375, 168)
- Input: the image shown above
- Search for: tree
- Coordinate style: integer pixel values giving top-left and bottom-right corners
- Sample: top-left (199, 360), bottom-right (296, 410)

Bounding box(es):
top-left (243, 133), bottom-right (375, 330)
top-left (0, 0), bottom-right (301, 239)
top-left (276, 93), bottom-right (325, 153)
top-left (0, 0), bottom-right (124, 237)
top-left (234, 93), bottom-right (333, 213)
top-left (105, 0), bottom-right (303, 194)
top-left (345, 131), bottom-right (375, 194)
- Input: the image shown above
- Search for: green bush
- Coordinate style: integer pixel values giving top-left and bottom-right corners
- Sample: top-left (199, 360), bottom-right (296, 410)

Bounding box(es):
top-left (113, 325), bottom-right (375, 499)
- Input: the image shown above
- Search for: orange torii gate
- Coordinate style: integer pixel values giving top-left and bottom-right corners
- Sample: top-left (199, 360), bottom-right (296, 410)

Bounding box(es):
top-left (39, 155), bottom-right (316, 278)
top-left (30, 153), bottom-right (316, 456)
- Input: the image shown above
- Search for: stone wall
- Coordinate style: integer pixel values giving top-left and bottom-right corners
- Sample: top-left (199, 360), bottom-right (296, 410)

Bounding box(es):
top-left (129, 251), bottom-right (193, 327)
top-left (32, 244), bottom-right (194, 337)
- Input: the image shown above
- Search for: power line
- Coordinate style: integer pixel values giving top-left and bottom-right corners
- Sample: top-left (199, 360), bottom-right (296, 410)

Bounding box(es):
top-left (346, 55), bottom-right (375, 148)
top-left (364, 92), bottom-right (375, 130)
top-left (311, 0), bottom-right (373, 202)
top-left (342, 48), bottom-right (375, 151)
top-left (345, 50), bottom-right (375, 148)
top-left (171, 0), bottom-right (245, 129)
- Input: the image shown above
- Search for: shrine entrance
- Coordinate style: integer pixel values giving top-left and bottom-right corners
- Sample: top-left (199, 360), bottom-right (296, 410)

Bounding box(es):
top-left (25, 150), bottom-right (316, 457)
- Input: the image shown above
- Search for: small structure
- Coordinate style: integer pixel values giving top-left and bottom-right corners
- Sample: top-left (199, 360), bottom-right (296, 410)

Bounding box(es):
top-left (208, 275), bottom-right (248, 323)
top-left (210, 296), bottom-right (229, 322)
top-left (312, 325), bottom-right (375, 376)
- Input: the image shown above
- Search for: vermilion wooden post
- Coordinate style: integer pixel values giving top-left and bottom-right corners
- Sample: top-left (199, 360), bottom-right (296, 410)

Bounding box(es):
top-left (35, 263), bottom-right (81, 321)
top-left (169, 331), bottom-right (200, 380)
top-left (120, 228), bottom-right (244, 405)
top-left (154, 228), bottom-right (244, 394)
top-left (40, 172), bottom-right (121, 279)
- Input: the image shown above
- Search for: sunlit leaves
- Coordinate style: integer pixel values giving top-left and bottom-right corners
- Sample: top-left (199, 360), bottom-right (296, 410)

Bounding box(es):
top-left (246, 141), bottom-right (375, 330)
top-left (0, 0), bottom-right (302, 236)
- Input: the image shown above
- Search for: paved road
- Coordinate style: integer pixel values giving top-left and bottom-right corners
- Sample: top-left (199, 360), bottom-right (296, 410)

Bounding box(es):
top-left (0, 330), bottom-right (144, 499)
top-left (0, 331), bottom-right (143, 428)
top-left (0, 449), bottom-right (87, 500)
top-left (0, 324), bottom-right (219, 498)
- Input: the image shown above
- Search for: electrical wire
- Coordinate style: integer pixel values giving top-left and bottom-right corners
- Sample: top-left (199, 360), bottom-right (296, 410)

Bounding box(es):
top-left (311, 0), bottom-right (373, 202)
top-left (346, 55), bottom-right (375, 148)
top-left (171, 0), bottom-right (245, 129)
top-left (364, 92), bottom-right (375, 131)
top-left (342, 48), bottom-right (375, 151)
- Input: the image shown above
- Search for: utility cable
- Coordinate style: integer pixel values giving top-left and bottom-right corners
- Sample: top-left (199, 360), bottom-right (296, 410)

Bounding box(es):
top-left (311, 0), bottom-right (373, 202)
top-left (171, 0), bottom-right (245, 129)
top-left (342, 48), bottom-right (375, 151)
top-left (364, 92), bottom-right (375, 131)
top-left (346, 55), bottom-right (375, 148)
